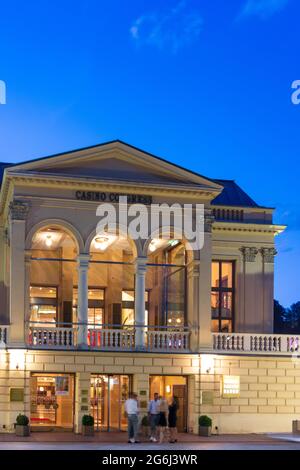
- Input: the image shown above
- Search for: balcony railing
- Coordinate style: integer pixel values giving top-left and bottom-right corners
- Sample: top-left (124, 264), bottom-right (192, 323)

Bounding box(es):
top-left (26, 322), bottom-right (191, 352)
top-left (88, 327), bottom-right (135, 350)
top-left (146, 327), bottom-right (190, 352)
top-left (212, 332), bottom-right (300, 355)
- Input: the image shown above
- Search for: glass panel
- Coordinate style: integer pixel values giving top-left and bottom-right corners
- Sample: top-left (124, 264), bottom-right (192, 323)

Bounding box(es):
top-left (88, 308), bottom-right (104, 326)
top-left (221, 292), bottom-right (232, 319)
top-left (30, 258), bottom-right (77, 324)
top-left (30, 286), bottom-right (57, 324)
top-left (88, 254), bottom-right (135, 326)
top-left (122, 290), bottom-right (135, 326)
top-left (73, 288), bottom-right (105, 306)
top-left (221, 262), bottom-right (233, 288)
top-left (90, 375), bottom-right (109, 431)
top-left (146, 265), bottom-right (186, 327)
top-left (73, 288), bottom-right (105, 327)
top-left (88, 289), bottom-right (104, 300)
top-left (211, 319), bottom-right (220, 332)
top-left (109, 376), bottom-right (120, 430)
top-left (149, 375), bottom-right (187, 432)
top-left (121, 290), bottom-right (148, 326)
top-left (30, 305), bottom-right (57, 324)
top-left (221, 319), bottom-right (232, 333)
top-left (120, 375), bottom-right (130, 430)
top-left (90, 374), bottom-right (130, 432)
top-left (211, 262), bottom-right (220, 288)
top-left (30, 374), bottom-right (74, 429)
top-left (30, 286), bottom-right (57, 298)
top-left (211, 292), bottom-right (219, 318)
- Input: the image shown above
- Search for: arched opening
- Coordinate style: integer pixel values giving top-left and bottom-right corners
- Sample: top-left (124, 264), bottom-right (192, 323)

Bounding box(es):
top-left (29, 226), bottom-right (78, 326)
top-left (146, 238), bottom-right (188, 328)
top-left (87, 232), bottom-right (136, 328)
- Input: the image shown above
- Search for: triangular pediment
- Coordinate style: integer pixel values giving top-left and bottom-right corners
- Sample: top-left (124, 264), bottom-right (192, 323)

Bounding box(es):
top-left (6, 140), bottom-right (222, 193)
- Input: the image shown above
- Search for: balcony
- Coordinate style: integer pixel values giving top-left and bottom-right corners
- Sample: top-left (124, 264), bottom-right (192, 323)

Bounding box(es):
top-left (213, 332), bottom-right (300, 355)
top-left (26, 322), bottom-right (191, 353)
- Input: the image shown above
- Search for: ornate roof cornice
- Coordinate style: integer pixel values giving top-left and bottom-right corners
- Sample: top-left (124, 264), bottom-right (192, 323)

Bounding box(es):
top-left (212, 221), bottom-right (286, 235)
top-left (0, 172), bottom-right (221, 216)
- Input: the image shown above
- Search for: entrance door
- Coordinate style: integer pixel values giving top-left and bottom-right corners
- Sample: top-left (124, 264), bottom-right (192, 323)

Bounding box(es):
top-left (90, 375), bottom-right (131, 431)
top-left (173, 384), bottom-right (187, 432)
top-left (149, 375), bottom-right (187, 432)
top-left (30, 373), bottom-right (74, 430)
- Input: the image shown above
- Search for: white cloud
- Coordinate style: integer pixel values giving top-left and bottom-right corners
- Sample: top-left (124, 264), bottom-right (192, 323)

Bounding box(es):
top-left (129, 1), bottom-right (203, 53)
top-left (239, 0), bottom-right (289, 19)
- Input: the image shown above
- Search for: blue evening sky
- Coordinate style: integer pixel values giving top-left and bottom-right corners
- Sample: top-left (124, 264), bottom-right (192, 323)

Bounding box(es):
top-left (0, 0), bottom-right (299, 307)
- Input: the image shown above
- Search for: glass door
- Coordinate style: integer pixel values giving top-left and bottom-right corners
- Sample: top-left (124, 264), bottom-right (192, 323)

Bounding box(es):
top-left (30, 373), bottom-right (74, 430)
top-left (90, 374), bottom-right (130, 431)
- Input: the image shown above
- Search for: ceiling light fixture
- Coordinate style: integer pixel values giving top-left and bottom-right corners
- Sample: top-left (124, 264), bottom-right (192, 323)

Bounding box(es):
top-left (94, 234), bottom-right (116, 251)
top-left (45, 234), bottom-right (53, 247)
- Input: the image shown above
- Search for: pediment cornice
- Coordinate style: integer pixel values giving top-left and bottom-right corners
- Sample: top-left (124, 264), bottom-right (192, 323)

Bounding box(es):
top-left (0, 171), bottom-right (221, 217)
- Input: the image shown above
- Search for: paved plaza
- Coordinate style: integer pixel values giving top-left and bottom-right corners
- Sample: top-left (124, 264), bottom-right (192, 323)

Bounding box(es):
top-left (0, 432), bottom-right (299, 450)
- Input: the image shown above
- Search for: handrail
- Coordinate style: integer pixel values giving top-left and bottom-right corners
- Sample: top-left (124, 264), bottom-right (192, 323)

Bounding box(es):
top-left (26, 322), bottom-right (190, 351)
top-left (26, 321), bottom-right (189, 330)
top-left (212, 332), bottom-right (300, 355)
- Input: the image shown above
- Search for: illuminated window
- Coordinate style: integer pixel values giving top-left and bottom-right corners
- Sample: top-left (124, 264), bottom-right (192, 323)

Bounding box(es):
top-left (211, 261), bottom-right (234, 333)
top-left (73, 287), bottom-right (105, 326)
top-left (30, 286), bottom-right (57, 324)
top-left (121, 290), bottom-right (149, 326)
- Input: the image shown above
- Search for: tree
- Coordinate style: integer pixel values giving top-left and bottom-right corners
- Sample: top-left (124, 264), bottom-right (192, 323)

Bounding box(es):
top-left (287, 302), bottom-right (300, 331)
top-left (274, 300), bottom-right (287, 333)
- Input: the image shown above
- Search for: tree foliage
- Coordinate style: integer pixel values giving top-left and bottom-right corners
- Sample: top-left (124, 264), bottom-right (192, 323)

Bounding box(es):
top-left (274, 300), bottom-right (300, 333)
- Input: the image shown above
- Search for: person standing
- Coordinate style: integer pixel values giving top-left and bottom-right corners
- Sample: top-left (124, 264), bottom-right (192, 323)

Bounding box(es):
top-left (168, 396), bottom-right (179, 443)
top-left (124, 392), bottom-right (140, 444)
top-left (148, 392), bottom-right (160, 442)
top-left (157, 395), bottom-right (168, 444)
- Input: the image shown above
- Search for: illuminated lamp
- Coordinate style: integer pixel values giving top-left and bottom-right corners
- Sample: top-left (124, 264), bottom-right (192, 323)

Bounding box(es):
top-left (45, 234), bottom-right (53, 247)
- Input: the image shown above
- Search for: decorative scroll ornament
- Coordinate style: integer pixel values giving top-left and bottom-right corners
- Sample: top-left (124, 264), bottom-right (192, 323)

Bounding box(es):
top-left (9, 200), bottom-right (29, 220)
top-left (239, 246), bottom-right (258, 262)
top-left (260, 247), bottom-right (277, 263)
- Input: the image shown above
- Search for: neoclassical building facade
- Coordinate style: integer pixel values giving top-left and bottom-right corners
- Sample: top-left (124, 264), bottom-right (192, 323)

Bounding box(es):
top-left (0, 140), bottom-right (296, 434)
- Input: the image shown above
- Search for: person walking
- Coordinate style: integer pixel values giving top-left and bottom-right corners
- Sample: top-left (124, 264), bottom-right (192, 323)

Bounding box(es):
top-left (168, 396), bottom-right (179, 443)
top-left (157, 395), bottom-right (168, 444)
top-left (148, 392), bottom-right (160, 442)
top-left (124, 392), bottom-right (140, 444)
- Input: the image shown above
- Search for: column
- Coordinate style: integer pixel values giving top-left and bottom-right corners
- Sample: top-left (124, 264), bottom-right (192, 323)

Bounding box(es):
top-left (74, 372), bottom-right (91, 433)
top-left (198, 212), bottom-right (214, 350)
top-left (24, 250), bottom-right (31, 324)
top-left (261, 247), bottom-right (277, 333)
top-left (77, 254), bottom-right (90, 348)
top-left (9, 200), bottom-right (29, 346)
top-left (134, 257), bottom-right (147, 350)
top-left (187, 259), bottom-right (200, 351)
top-left (239, 247), bottom-right (259, 332)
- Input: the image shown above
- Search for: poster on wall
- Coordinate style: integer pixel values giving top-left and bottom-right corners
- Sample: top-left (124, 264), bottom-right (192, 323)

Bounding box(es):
top-left (55, 376), bottom-right (69, 396)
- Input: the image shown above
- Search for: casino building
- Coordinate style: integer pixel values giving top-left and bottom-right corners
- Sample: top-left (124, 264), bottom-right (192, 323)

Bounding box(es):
top-left (0, 139), bottom-right (297, 435)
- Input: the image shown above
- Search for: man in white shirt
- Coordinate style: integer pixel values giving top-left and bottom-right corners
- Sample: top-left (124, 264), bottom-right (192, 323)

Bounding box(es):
top-left (148, 393), bottom-right (160, 442)
top-left (124, 392), bottom-right (140, 443)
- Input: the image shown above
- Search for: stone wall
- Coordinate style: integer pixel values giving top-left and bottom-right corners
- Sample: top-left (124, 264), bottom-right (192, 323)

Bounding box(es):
top-left (1, 351), bottom-right (298, 434)
top-left (0, 351), bottom-right (200, 433)
top-left (199, 355), bottom-right (300, 433)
